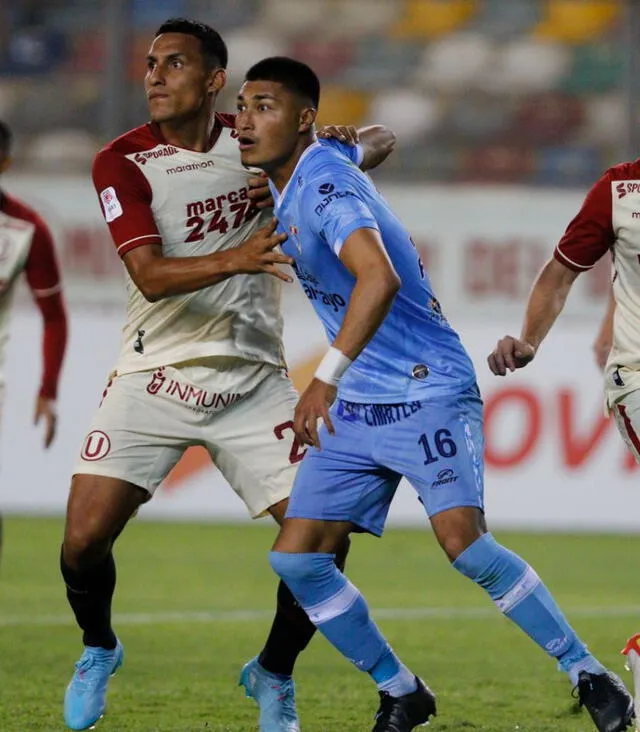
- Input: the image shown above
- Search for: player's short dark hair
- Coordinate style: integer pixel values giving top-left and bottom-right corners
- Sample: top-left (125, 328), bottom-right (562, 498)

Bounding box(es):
top-left (245, 57), bottom-right (320, 108)
top-left (155, 17), bottom-right (228, 69)
top-left (0, 120), bottom-right (11, 157)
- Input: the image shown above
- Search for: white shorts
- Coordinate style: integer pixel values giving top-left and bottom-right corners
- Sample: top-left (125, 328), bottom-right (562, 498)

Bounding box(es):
top-left (74, 365), bottom-right (303, 517)
top-left (612, 389), bottom-right (640, 463)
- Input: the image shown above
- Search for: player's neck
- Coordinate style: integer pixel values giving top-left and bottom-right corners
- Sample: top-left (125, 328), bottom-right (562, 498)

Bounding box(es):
top-left (270, 136), bottom-right (315, 194)
top-left (156, 111), bottom-right (216, 153)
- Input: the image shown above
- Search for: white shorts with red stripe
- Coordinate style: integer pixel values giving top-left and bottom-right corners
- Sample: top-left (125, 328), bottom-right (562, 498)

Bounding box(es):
top-left (613, 389), bottom-right (640, 463)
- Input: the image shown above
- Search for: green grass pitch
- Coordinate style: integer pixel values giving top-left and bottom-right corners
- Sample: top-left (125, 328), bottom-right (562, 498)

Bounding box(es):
top-left (0, 516), bottom-right (638, 731)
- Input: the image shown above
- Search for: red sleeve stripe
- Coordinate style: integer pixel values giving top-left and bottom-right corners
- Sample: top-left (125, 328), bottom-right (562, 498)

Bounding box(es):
top-left (32, 283), bottom-right (62, 298)
top-left (554, 246), bottom-right (593, 271)
top-left (116, 233), bottom-right (161, 255)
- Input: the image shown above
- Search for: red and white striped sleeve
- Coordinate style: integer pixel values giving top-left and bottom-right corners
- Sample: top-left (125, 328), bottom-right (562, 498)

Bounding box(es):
top-left (92, 148), bottom-right (161, 258)
top-left (554, 171), bottom-right (615, 272)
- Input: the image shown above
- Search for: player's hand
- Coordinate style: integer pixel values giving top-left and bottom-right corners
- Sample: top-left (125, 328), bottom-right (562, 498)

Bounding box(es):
top-left (317, 125), bottom-right (359, 146)
top-left (34, 395), bottom-right (57, 448)
top-left (487, 336), bottom-right (536, 376)
top-left (294, 378), bottom-right (337, 449)
top-left (230, 218), bottom-right (293, 282)
top-left (247, 172), bottom-right (273, 210)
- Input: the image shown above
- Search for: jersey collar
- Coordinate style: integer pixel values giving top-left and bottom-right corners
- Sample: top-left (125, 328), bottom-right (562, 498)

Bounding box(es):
top-left (272, 141), bottom-right (322, 211)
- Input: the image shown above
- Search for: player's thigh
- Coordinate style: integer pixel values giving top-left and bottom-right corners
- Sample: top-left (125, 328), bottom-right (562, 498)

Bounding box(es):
top-left (206, 369), bottom-right (304, 519)
top-left (612, 390), bottom-right (640, 463)
top-left (74, 371), bottom-right (190, 496)
top-left (286, 404), bottom-right (401, 537)
top-left (382, 388), bottom-right (485, 519)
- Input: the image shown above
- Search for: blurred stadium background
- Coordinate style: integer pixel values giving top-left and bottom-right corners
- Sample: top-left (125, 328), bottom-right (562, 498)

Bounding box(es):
top-left (3, 3), bottom-right (640, 731)
top-left (2, 0), bottom-right (639, 528)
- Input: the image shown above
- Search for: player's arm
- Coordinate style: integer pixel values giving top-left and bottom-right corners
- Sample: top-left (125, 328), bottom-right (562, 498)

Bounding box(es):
top-left (593, 283), bottom-right (615, 370)
top-left (317, 125), bottom-right (396, 170)
top-left (331, 229), bottom-right (400, 359)
top-left (93, 149), bottom-right (292, 302)
top-left (121, 219), bottom-right (292, 302)
top-left (24, 218), bottom-right (68, 448)
top-left (294, 227), bottom-right (400, 447)
top-left (488, 172), bottom-right (615, 376)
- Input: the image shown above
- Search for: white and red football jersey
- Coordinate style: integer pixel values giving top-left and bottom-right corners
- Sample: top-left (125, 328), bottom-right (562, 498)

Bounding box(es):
top-left (0, 192), bottom-right (66, 398)
top-left (92, 114), bottom-right (285, 376)
top-left (554, 160), bottom-right (640, 404)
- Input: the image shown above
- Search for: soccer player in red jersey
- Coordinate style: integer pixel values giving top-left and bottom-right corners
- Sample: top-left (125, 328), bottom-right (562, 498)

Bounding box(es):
top-left (0, 119), bottom-right (68, 555)
top-left (60, 18), bottom-right (394, 731)
top-left (488, 162), bottom-right (640, 731)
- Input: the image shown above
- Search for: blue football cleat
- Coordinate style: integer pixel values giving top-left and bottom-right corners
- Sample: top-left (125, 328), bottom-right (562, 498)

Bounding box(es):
top-left (64, 640), bottom-right (124, 730)
top-left (239, 656), bottom-right (300, 731)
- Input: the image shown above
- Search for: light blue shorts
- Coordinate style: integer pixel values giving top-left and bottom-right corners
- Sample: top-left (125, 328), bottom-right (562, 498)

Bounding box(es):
top-left (286, 385), bottom-right (485, 536)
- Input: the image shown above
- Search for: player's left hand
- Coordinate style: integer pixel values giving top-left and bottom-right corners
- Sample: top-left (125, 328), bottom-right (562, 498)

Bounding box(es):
top-left (294, 378), bottom-right (337, 449)
top-left (34, 395), bottom-right (57, 449)
top-left (317, 125), bottom-right (359, 146)
top-left (247, 172), bottom-right (273, 210)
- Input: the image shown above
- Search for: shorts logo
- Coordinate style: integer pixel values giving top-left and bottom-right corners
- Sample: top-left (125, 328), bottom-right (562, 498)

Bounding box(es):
top-left (431, 468), bottom-right (458, 487)
top-left (318, 182), bottom-right (334, 195)
top-left (145, 369), bottom-right (245, 412)
top-left (81, 430), bottom-right (111, 461)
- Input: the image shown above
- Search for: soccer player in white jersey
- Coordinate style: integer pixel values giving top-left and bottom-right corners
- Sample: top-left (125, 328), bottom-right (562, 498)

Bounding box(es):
top-left (61, 18), bottom-right (395, 732)
top-left (0, 120), bottom-right (67, 557)
top-left (488, 160), bottom-right (640, 727)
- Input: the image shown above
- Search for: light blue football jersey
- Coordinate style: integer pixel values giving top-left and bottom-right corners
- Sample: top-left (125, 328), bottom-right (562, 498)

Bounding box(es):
top-left (271, 138), bottom-right (477, 403)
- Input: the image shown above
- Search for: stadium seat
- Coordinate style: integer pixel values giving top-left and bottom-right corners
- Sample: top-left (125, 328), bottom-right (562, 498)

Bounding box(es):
top-left (66, 31), bottom-right (105, 74)
top-left (316, 86), bottom-right (370, 128)
top-left (189, 0), bottom-right (259, 31)
top-left (560, 42), bottom-right (623, 95)
top-left (470, 0), bottom-right (541, 39)
top-left (379, 141), bottom-right (461, 182)
top-left (581, 92), bottom-right (625, 146)
top-left (412, 32), bottom-right (494, 92)
top-left (258, 0), bottom-right (327, 37)
top-left (391, 0), bottom-right (478, 39)
top-left (534, 1), bottom-right (620, 44)
top-left (223, 26), bottom-right (288, 82)
top-left (288, 38), bottom-right (352, 80)
top-left (510, 92), bottom-right (585, 145)
top-left (319, 0), bottom-right (402, 39)
top-left (459, 143), bottom-right (535, 183)
top-left (341, 36), bottom-right (423, 90)
top-left (445, 93), bottom-right (511, 142)
top-left (534, 145), bottom-right (604, 186)
top-left (368, 88), bottom-right (442, 143)
top-left (479, 38), bottom-right (570, 94)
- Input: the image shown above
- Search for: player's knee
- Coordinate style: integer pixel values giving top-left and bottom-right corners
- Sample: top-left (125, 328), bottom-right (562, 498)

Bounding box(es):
top-left (439, 532), bottom-right (480, 562)
top-left (269, 550), bottom-right (335, 584)
top-left (63, 521), bottom-right (111, 570)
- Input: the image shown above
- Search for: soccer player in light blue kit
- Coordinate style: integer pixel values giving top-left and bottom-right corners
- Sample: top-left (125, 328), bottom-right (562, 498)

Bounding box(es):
top-left (236, 57), bottom-right (633, 732)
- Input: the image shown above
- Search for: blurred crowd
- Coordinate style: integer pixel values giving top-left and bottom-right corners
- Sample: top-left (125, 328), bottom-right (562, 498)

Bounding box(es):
top-left (0, 0), bottom-right (628, 184)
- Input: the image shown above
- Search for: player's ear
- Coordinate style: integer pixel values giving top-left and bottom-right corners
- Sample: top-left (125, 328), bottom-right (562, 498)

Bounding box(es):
top-left (0, 156), bottom-right (11, 174)
top-left (209, 67), bottom-right (226, 96)
top-left (299, 107), bottom-right (316, 134)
